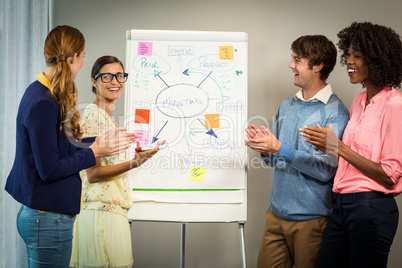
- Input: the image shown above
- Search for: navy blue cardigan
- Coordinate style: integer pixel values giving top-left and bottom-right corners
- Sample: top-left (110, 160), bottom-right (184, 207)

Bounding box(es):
top-left (5, 74), bottom-right (96, 215)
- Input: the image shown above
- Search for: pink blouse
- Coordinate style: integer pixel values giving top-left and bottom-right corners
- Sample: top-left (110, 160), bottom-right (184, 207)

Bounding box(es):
top-left (333, 88), bottom-right (402, 195)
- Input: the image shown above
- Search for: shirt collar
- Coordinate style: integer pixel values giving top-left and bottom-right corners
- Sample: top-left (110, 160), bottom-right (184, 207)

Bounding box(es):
top-left (36, 72), bottom-right (51, 89)
top-left (361, 87), bottom-right (391, 105)
top-left (294, 84), bottom-right (333, 104)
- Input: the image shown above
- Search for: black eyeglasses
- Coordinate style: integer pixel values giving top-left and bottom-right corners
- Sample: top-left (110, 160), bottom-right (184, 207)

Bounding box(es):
top-left (93, 73), bottom-right (128, 83)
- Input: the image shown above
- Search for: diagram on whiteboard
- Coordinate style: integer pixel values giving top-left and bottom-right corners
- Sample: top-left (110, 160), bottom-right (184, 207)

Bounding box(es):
top-left (125, 33), bottom-right (247, 204)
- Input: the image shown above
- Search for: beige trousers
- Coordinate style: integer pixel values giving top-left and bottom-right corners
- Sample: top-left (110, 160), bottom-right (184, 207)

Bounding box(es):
top-left (257, 209), bottom-right (329, 268)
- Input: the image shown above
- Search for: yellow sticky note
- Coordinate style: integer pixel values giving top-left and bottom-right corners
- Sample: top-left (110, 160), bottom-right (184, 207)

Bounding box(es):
top-left (189, 165), bottom-right (206, 182)
top-left (205, 114), bottom-right (220, 129)
top-left (219, 46), bottom-right (234, 60)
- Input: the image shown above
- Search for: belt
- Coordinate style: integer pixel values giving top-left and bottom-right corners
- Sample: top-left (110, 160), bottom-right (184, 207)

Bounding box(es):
top-left (333, 191), bottom-right (393, 201)
top-left (37, 210), bottom-right (75, 217)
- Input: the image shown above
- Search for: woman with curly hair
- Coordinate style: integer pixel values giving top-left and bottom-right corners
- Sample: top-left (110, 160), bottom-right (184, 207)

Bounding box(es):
top-left (300, 22), bottom-right (402, 268)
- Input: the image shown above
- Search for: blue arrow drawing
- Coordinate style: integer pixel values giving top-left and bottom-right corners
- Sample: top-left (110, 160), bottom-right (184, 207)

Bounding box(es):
top-left (155, 70), bottom-right (169, 88)
top-left (197, 71), bottom-right (212, 88)
top-left (197, 118), bottom-right (217, 138)
top-left (152, 120), bottom-right (169, 144)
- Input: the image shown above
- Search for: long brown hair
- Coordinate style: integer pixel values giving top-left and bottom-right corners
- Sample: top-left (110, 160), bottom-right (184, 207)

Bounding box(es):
top-left (44, 25), bottom-right (85, 140)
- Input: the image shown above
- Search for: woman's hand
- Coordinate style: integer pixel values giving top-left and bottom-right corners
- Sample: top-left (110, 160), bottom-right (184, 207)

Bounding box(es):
top-left (299, 123), bottom-right (339, 159)
top-left (300, 123), bottom-right (394, 186)
top-left (131, 140), bottom-right (166, 167)
top-left (90, 127), bottom-right (137, 157)
top-left (85, 138), bottom-right (164, 184)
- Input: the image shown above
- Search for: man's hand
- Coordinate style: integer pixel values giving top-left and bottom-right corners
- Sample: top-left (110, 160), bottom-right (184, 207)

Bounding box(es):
top-left (244, 124), bottom-right (281, 155)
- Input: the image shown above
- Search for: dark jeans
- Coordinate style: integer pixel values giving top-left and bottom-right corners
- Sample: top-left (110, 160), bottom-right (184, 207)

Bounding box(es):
top-left (317, 191), bottom-right (399, 268)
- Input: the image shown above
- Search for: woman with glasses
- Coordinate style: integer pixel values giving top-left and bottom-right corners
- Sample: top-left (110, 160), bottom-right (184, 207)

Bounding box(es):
top-left (5, 26), bottom-right (136, 268)
top-left (300, 22), bottom-right (402, 267)
top-left (70, 56), bottom-right (164, 268)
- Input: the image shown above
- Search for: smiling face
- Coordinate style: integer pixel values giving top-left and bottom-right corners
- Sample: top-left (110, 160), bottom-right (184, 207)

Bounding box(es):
top-left (346, 46), bottom-right (370, 85)
top-left (92, 62), bottom-right (125, 104)
top-left (289, 52), bottom-right (316, 89)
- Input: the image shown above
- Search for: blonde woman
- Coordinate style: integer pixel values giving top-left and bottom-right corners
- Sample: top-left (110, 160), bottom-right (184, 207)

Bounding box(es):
top-left (5, 26), bottom-right (135, 268)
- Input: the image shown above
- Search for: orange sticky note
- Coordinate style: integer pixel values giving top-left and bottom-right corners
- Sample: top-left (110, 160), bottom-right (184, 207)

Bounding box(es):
top-left (219, 46), bottom-right (234, 60)
top-left (205, 114), bottom-right (220, 129)
top-left (135, 109), bottom-right (150, 124)
top-left (189, 165), bottom-right (206, 182)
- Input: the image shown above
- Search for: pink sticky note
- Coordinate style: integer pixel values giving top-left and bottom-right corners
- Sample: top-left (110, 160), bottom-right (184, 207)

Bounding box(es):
top-left (138, 42), bottom-right (153, 56)
top-left (134, 130), bottom-right (149, 145)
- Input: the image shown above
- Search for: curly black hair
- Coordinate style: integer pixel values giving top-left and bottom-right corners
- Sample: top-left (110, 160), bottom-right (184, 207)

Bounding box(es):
top-left (337, 22), bottom-right (402, 90)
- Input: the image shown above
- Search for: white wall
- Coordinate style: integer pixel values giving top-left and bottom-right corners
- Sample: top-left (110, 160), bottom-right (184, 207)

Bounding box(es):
top-left (51, 0), bottom-right (402, 267)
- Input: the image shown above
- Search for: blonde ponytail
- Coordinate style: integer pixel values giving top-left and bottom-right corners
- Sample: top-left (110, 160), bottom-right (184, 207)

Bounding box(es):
top-left (44, 25), bottom-right (85, 141)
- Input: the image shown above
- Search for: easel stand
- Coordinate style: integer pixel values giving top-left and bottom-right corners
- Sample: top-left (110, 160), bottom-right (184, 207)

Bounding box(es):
top-left (180, 222), bottom-right (247, 268)
top-left (180, 223), bottom-right (186, 268)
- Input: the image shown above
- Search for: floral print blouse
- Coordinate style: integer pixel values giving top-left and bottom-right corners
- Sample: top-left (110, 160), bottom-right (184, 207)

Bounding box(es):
top-left (80, 104), bottom-right (132, 216)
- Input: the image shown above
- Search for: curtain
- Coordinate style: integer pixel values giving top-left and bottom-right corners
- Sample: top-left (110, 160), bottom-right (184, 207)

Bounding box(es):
top-left (0, 0), bottom-right (49, 267)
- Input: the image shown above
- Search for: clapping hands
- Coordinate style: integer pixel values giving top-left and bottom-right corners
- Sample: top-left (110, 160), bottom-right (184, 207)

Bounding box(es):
top-left (244, 124), bottom-right (281, 155)
top-left (91, 127), bottom-right (138, 157)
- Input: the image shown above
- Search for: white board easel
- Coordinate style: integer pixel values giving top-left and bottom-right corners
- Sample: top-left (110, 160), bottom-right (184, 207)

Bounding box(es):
top-left (125, 29), bottom-right (248, 267)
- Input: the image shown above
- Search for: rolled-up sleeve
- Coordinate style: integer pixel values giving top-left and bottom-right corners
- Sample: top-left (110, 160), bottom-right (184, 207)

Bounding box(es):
top-left (380, 97), bottom-right (402, 184)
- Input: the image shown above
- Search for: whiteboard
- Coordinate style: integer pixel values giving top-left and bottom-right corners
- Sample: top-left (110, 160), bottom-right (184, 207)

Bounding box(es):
top-left (125, 29), bottom-right (247, 222)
